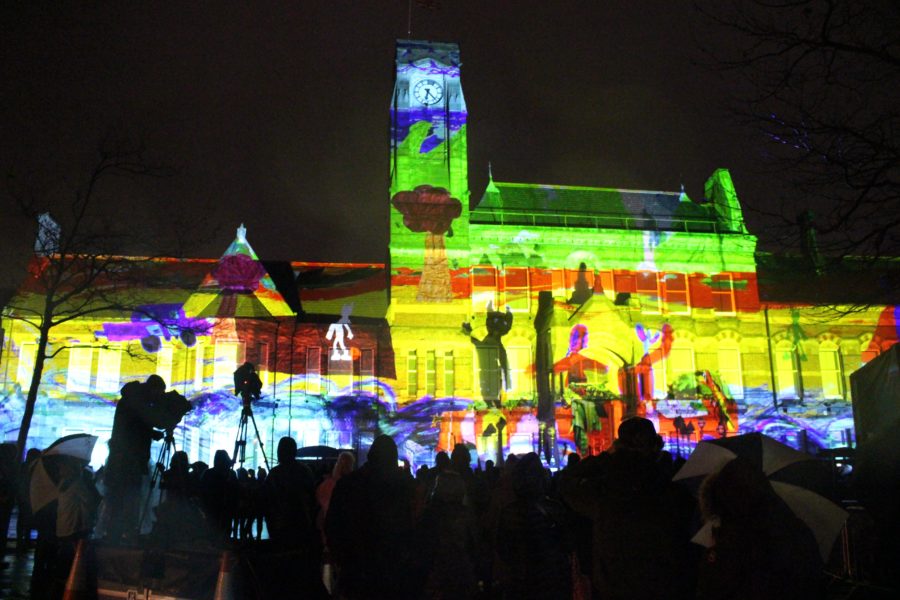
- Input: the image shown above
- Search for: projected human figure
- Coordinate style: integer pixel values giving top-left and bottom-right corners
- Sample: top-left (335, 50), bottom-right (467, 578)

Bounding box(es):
top-left (326, 304), bottom-right (354, 361)
top-left (463, 302), bottom-right (513, 408)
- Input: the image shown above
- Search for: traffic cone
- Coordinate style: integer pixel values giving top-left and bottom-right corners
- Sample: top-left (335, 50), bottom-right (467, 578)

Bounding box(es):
top-left (62, 539), bottom-right (89, 600)
top-left (213, 549), bottom-right (235, 600)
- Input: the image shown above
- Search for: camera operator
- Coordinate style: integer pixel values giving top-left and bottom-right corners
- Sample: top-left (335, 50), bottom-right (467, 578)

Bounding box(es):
top-left (102, 375), bottom-right (189, 543)
top-left (234, 362), bottom-right (262, 410)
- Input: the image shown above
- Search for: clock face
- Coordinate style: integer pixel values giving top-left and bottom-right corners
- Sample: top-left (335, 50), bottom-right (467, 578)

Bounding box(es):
top-left (413, 79), bottom-right (443, 106)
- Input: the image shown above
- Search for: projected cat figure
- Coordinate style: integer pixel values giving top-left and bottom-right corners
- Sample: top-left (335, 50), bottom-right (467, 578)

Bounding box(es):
top-left (326, 304), bottom-right (354, 361)
top-left (463, 302), bottom-right (514, 408)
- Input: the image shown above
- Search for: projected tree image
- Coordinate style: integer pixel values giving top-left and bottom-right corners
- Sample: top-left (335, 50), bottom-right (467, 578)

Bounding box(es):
top-left (391, 184), bottom-right (462, 302)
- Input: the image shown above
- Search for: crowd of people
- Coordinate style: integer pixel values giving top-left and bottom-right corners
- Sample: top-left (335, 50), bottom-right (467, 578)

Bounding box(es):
top-left (2, 376), bottom-right (896, 599)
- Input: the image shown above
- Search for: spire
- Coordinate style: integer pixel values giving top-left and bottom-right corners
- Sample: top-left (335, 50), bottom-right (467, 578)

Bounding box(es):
top-left (485, 162), bottom-right (499, 194)
top-left (236, 223), bottom-right (247, 243)
top-left (678, 183), bottom-right (692, 203)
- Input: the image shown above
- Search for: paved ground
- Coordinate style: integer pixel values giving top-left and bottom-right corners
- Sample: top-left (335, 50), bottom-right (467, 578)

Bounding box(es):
top-left (1, 513), bottom-right (33, 599)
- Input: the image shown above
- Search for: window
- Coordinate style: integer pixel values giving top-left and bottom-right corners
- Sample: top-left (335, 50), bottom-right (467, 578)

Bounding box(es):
top-left (636, 271), bottom-right (661, 313)
top-left (156, 344), bottom-right (174, 386)
top-left (551, 269), bottom-right (567, 297)
top-left (214, 341), bottom-right (244, 390)
top-left (503, 267), bottom-right (530, 312)
top-left (328, 353), bottom-right (352, 394)
top-left (306, 347), bottom-right (322, 395)
top-left (775, 341), bottom-right (800, 399)
top-left (358, 348), bottom-right (375, 393)
top-left (530, 269), bottom-right (553, 294)
top-left (16, 342), bottom-right (36, 388)
top-left (711, 274), bottom-right (736, 314)
top-left (471, 266), bottom-right (497, 310)
top-left (406, 350), bottom-right (418, 397)
top-left (507, 345), bottom-right (533, 398)
top-left (668, 345), bottom-right (695, 390)
top-left (598, 270), bottom-right (615, 299)
top-left (443, 351), bottom-right (455, 396)
top-left (66, 347), bottom-right (92, 393)
top-left (194, 342), bottom-right (208, 391)
top-left (860, 335), bottom-right (879, 364)
top-left (426, 350), bottom-right (437, 395)
top-left (663, 273), bottom-right (690, 315)
top-left (717, 345), bottom-right (744, 399)
top-left (96, 347), bottom-right (122, 393)
top-left (820, 343), bottom-right (844, 399)
top-left (257, 342), bottom-right (270, 388)
top-left (477, 347), bottom-right (501, 401)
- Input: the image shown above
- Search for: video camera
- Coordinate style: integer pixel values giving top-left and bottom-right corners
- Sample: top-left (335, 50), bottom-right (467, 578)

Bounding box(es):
top-left (234, 362), bottom-right (262, 409)
top-left (158, 390), bottom-right (192, 425)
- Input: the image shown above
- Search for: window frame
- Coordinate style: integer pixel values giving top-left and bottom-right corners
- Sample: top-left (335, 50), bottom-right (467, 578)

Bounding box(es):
top-left (502, 267), bottom-right (530, 313)
top-left (306, 346), bottom-right (322, 395)
top-left (471, 265), bottom-right (498, 311)
top-left (66, 346), bottom-right (93, 393)
top-left (636, 271), bottom-right (662, 314)
top-left (663, 272), bottom-right (690, 315)
top-left (819, 343), bottom-right (845, 400)
top-left (711, 273), bottom-right (736, 315)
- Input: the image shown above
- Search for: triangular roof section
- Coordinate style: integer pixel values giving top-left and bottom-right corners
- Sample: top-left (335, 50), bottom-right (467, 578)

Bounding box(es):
top-left (183, 224), bottom-right (295, 318)
top-left (473, 180), bottom-right (717, 231)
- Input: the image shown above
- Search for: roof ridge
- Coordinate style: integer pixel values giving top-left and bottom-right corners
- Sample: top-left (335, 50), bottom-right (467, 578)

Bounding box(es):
top-left (490, 181), bottom-right (682, 196)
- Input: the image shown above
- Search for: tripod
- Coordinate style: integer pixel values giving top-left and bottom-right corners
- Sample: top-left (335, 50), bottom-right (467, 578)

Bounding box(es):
top-left (233, 393), bottom-right (270, 470)
top-left (139, 429), bottom-right (177, 532)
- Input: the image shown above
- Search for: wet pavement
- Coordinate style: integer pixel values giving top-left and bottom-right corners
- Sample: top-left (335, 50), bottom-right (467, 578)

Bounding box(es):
top-left (2, 514), bottom-right (33, 599)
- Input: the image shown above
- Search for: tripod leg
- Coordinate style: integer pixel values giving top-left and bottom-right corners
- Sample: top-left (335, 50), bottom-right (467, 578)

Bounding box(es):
top-left (139, 436), bottom-right (175, 533)
top-left (247, 412), bottom-right (271, 470)
top-left (234, 413), bottom-right (249, 466)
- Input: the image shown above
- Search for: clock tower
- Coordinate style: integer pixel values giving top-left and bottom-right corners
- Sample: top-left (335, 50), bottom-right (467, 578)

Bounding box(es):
top-left (389, 40), bottom-right (470, 304)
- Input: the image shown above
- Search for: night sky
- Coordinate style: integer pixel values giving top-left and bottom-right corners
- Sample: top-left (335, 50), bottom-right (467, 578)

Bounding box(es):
top-left (1, 1), bottom-right (770, 290)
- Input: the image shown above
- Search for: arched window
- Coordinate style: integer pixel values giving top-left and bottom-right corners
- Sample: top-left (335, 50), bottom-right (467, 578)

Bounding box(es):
top-left (507, 344), bottom-right (533, 399)
top-left (667, 341), bottom-right (696, 393)
top-left (717, 341), bottom-right (744, 399)
top-left (775, 341), bottom-right (800, 399)
top-left (819, 342), bottom-right (845, 399)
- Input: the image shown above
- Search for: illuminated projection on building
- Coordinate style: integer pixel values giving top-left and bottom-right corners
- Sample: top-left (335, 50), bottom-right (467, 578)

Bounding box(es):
top-left (1, 39), bottom-right (897, 469)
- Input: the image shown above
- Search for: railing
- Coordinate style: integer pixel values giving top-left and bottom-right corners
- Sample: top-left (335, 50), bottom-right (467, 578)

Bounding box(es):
top-left (471, 208), bottom-right (723, 234)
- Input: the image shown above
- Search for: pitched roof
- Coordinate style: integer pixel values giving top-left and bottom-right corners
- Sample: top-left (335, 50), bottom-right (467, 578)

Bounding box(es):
top-left (473, 181), bottom-right (720, 233)
top-left (182, 225), bottom-right (295, 319)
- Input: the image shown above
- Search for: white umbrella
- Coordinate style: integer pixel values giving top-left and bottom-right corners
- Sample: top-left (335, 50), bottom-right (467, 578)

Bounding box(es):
top-left (30, 433), bottom-right (98, 513)
top-left (674, 433), bottom-right (848, 562)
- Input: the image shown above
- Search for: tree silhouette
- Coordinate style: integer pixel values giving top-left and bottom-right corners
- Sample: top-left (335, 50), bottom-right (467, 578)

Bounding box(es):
top-left (698, 1), bottom-right (900, 287)
top-left (1, 136), bottom-right (197, 458)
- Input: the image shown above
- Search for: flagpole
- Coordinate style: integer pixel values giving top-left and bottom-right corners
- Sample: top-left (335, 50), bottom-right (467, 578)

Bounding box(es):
top-left (407, 0), bottom-right (412, 37)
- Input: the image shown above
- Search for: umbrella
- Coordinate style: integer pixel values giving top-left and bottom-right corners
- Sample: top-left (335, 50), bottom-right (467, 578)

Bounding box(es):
top-left (673, 432), bottom-right (847, 562)
top-left (30, 433), bottom-right (98, 513)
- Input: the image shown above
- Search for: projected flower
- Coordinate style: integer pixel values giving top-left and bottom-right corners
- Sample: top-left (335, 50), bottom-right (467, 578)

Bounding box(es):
top-left (212, 253), bottom-right (266, 293)
top-left (391, 185), bottom-right (462, 302)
